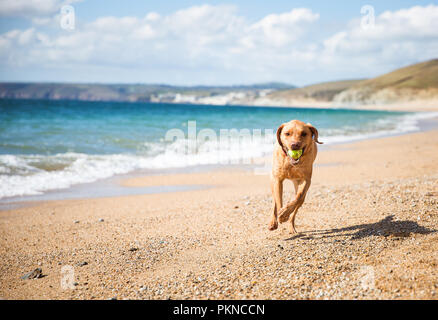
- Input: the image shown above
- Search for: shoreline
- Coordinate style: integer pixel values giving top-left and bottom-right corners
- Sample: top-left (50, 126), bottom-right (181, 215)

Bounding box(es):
top-left (249, 98), bottom-right (438, 112)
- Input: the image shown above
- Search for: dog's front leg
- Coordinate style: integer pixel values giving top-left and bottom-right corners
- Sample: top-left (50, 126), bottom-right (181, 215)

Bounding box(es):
top-left (278, 179), bottom-right (310, 230)
top-left (268, 176), bottom-right (283, 231)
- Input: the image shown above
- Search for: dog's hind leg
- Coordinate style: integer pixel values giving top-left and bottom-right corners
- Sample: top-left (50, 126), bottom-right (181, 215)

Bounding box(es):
top-left (278, 179), bottom-right (310, 228)
top-left (288, 196), bottom-right (306, 233)
top-left (268, 176), bottom-right (283, 231)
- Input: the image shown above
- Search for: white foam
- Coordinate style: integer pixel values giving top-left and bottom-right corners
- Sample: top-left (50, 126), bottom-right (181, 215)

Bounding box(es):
top-left (321, 112), bottom-right (438, 145)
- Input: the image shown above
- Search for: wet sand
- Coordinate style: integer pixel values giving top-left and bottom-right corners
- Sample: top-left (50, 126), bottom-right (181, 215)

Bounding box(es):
top-left (1, 130), bottom-right (438, 300)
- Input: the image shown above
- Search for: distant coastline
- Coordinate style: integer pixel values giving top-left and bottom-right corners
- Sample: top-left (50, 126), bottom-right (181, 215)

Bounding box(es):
top-left (1, 59), bottom-right (437, 112)
top-left (0, 82), bottom-right (294, 105)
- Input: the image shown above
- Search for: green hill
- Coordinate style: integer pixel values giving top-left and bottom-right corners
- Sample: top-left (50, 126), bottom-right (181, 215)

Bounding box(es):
top-left (333, 59), bottom-right (438, 105)
top-left (265, 59), bottom-right (438, 106)
top-left (267, 79), bottom-right (365, 102)
top-left (352, 59), bottom-right (438, 91)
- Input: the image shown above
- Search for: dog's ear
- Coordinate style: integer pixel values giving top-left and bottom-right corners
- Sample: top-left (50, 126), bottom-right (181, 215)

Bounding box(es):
top-left (276, 123), bottom-right (287, 154)
top-left (307, 123), bottom-right (323, 144)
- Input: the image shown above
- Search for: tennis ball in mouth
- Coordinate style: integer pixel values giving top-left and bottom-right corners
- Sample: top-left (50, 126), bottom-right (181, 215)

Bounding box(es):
top-left (287, 149), bottom-right (303, 160)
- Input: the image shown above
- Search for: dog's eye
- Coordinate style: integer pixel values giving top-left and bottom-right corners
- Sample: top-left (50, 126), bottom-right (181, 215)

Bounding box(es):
top-left (301, 132), bottom-right (307, 137)
top-left (285, 132), bottom-right (290, 136)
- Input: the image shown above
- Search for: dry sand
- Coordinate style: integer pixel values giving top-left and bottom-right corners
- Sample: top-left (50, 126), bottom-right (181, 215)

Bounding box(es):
top-left (1, 130), bottom-right (438, 300)
top-left (250, 97), bottom-right (438, 112)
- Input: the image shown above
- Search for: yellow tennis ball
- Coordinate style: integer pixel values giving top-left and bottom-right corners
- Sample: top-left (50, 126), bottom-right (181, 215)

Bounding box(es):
top-left (288, 149), bottom-right (303, 160)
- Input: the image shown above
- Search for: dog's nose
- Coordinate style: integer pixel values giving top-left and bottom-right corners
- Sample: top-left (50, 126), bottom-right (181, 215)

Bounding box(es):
top-left (291, 142), bottom-right (302, 150)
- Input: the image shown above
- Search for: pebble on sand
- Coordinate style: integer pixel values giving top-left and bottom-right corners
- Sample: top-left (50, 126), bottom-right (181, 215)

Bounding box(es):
top-left (21, 268), bottom-right (43, 280)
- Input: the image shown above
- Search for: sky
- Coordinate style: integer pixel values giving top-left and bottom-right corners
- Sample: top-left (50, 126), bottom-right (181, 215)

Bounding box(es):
top-left (0, 0), bottom-right (437, 86)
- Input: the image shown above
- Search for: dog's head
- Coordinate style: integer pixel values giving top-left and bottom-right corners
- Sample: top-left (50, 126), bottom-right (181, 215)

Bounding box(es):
top-left (276, 120), bottom-right (322, 163)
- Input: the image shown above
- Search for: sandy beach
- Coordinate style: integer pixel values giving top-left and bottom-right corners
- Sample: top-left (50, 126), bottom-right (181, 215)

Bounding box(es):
top-left (1, 127), bottom-right (438, 300)
top-left (250, 98), bottom-right (438, 112)
top-left (2, 0), bottom-right (438, 304)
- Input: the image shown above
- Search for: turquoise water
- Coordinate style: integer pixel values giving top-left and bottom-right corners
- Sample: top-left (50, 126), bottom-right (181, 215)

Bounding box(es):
top-left (0, 98), bottom-right (432, 199)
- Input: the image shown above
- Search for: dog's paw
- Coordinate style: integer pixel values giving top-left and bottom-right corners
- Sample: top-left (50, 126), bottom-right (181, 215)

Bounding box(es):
top-left (268, 220), bottom-right (278, 231)
top-left (278, 209), bottom-right (290, 223)
top-left (288, 224), bottom-right (298, 234)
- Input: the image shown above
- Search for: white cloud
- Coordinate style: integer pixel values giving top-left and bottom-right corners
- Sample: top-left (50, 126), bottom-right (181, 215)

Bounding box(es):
top-left (248, 8), bottom-right (319, 47)
top-left (0, 4), bottom-right (437, 85)
top-left (0, 0), bottom-right (59, 17)
top-left (322, 5), bottom-right (438, 70)
top-left (0, 0), bottom-right (81, 18)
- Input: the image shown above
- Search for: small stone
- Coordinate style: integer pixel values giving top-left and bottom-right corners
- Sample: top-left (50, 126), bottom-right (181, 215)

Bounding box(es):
top-left (98, 218), bottom-right (104, 222)
top-left (76, 261), bottom-right (88, 267)
top-left (74, 220), bottom-right (80, 224)
top-left (129, 247), bottom-right (138, 252)
top-left (21, 268), bottom-right (43, 280)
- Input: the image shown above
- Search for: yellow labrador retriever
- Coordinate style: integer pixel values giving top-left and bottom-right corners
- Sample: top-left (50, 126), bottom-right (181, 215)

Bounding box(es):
top-left (268, 120), bottom-right (322, 233)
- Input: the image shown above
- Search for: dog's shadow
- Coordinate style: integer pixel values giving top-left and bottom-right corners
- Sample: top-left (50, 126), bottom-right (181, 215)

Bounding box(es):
top-left (285, 215), bottom-right (436, 241)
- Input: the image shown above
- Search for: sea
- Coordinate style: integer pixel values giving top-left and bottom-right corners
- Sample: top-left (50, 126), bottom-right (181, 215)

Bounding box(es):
top-left (1, 98), bottom-right (436, 200)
